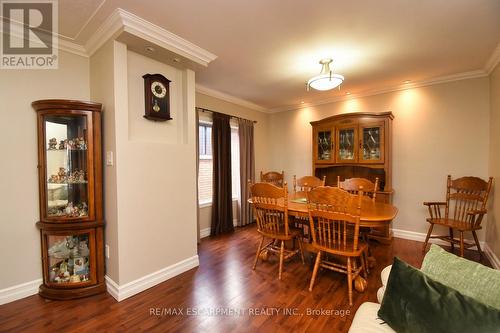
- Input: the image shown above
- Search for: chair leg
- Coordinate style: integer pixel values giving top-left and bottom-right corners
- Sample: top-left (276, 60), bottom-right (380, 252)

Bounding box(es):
top-left (459, 231), bottom-right (464, 257)
top-left (363, 250), bottom-right (370, 275)
top-left (297, 237), bottom-right (305, 264)
top-left (309, 251), bottom-right (322, 292)
top-left (472, 230), bottom-right (484, 260)
top-left (449, 228), bottom-right (454, 252)
top-left (278, 240), bottom-right (285, 280)
top-left (253, 236), bottom-right (264, 270)
top-left (347, 257), bottom-right (353, 306)
top-left (423, 224), bottom-right (434, 253)
top-left (360, 255), bottom-right (368, 279)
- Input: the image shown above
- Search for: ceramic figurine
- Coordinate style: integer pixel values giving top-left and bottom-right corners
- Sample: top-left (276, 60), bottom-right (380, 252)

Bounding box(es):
top-left (58, 140), bottom-right (66, 150)
top-left (65, 202), bottom-right (73, 215)
top-left (69, 275), bottom-right (81, 283)
top-left (48, 241), bottom-right (70, 258)
top-left (48, 138), bottom-right (57, 150)
top-left (78, 241), bottom-right (89, 257)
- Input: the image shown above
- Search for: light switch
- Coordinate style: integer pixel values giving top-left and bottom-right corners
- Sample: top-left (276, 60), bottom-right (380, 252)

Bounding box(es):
top-left (106, 151), bottom-right (114, 166)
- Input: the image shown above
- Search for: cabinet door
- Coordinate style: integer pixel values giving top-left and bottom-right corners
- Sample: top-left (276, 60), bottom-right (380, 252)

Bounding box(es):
top-left (42, 111), bottom-right (95, 221)
top-left (314, 127), bottom-right (334, 163)
top-left (42, 228), bottom-right (97, 288)
top-left (359, 122), bottom-right (384, 164)
top-left (336, 125), bottom-right (358, 163)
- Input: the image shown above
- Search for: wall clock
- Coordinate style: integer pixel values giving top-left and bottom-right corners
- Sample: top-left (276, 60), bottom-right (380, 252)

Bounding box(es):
top-left (143, 73), bottom-right (172, 121)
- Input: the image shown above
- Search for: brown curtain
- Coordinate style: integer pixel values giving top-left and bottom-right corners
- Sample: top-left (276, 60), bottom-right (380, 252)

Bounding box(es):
top-left (238, 118), bottom-right (255, 226)
top-left (211, 112), bottom-right (234, 235)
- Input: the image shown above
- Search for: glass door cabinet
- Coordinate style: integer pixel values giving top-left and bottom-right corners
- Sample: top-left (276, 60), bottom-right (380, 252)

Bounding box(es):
top-left (33, 99), bottom-right (105, 300)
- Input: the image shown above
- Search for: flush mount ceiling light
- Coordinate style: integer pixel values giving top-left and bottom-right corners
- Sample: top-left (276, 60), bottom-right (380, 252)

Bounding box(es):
top-left (306, 58), bottom-right (344, 91)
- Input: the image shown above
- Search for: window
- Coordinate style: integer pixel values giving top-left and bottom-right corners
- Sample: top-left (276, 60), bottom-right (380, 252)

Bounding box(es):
top-left (199, 123), bottom-right (212, 158)
top-left (197, 117), bottom-right (240, 206)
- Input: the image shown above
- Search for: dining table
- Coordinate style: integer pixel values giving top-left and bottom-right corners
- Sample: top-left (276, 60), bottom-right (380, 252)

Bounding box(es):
top-left (248, 191), bottom-right (398, 292)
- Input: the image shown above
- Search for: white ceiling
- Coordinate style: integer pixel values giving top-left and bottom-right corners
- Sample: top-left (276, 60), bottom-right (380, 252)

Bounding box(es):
top-left (58, 0), bottom-right (500, 111)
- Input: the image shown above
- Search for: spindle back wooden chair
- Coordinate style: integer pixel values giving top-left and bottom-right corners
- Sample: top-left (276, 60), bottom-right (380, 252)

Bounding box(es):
top-left (260, 170), bottom-right (285, 187)
top-left (249, 182), bottom-right (304, 280)
top-left (293, 175), bottom-right (326, 193)
top-left (423, 175), bottom-right (493, 258)
top-left (306, 186), bottom-right (368, 306)
top-left (338, 176), bottom-right (379, 202)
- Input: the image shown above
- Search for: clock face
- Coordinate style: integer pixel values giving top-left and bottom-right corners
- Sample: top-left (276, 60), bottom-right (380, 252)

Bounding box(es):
top-left (151, 81), bottom-right (167, 98)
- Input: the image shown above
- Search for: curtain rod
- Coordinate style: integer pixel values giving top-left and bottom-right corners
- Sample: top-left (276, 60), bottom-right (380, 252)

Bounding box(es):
top-left (196, 107), bottom-right (257, 124)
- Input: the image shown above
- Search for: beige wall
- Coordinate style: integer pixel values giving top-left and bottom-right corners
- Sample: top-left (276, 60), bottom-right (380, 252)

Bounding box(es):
top-left (487, 63), bottom-right (500, 259)
top-left (0, 51), bottom-right (90, 289)
top-left (90, 40), bottom-right (120, 282)
top-left (268, 77), bottom-right (490, 239)
top-left (195, 93), bottom-right (270, 235)
top-left (112, 49), bottom-right (198, 284)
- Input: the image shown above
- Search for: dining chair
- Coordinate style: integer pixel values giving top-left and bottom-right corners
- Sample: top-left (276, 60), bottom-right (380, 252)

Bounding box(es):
top-left (307, 186), bottom-right (368, 306)
top-left (422, 175), bottom-right (493, 259)
top-left (249, 182), bottom-right (305, 280)
top-left (260, 170), bottom-right (285, 187)
top-left (338, 176), bottom-right (379, 201)
top-left (293, 175), bottom-right (326, 193)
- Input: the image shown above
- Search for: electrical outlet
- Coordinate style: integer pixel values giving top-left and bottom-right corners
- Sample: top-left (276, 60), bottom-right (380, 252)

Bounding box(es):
top-left (105, 244), bottom-right (110, 259)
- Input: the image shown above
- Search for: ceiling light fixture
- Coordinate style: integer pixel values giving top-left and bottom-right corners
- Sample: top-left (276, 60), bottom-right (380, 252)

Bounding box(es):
top-left (307, 58), bottom-right (344, 91)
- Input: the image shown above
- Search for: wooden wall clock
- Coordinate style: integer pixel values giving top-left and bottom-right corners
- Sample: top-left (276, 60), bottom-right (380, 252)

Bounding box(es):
top-left (143, 73), bottom-right (172, 121)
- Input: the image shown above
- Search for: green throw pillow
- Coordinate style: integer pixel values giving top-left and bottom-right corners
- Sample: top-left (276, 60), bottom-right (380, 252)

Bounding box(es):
top-left (421, 244), bottom-right (500, 310)
top-left (378, 257), bottom-right (500, 333)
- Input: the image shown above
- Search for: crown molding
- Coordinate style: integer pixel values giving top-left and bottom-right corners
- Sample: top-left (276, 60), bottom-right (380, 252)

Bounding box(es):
top-left (196, 84), bottom-right (269, 113)
top-left (268, 69), bottom-right (488, 113)
top-left (58, 38), bottom-right (88, 57)
top-left (118, 9), bottom-right (217, 67)
top-left (485, 43), bottom-right (500, 74)
top-left (84, 8), bottom-right (217, 67)
top-left (84, 8), bottom-right (124, 56)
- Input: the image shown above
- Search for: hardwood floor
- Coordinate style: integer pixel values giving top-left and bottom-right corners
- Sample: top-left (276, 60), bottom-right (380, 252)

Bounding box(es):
top-left (0, 224), bottom-right (491, 333)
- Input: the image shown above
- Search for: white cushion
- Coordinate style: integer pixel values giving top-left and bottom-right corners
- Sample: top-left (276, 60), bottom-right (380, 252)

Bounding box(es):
top-left (348, 302), bottom-right (395, 333)
top-left (376, 287), bottom-right (385, 303)
top-left (380, 265), bottom-right (392, 286)
top-left (376, 265), bottom-right (392, 303)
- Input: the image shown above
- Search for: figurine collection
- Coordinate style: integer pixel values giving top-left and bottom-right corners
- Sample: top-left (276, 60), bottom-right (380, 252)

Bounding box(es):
top-left (48, 137), bottom-right (87, 150)
top-left (48, 201), bottom-right (88, 217)
top-left (48, 235), bottom-right (90, 284)
top-left (48, 167), bottom-right (86, 184)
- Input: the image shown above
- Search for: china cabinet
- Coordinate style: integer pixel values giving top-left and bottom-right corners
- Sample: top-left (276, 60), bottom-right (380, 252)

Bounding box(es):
top-left (33, 99), bottom-right (105, 300)
top-left (311, 112), bottom-right (393, 241)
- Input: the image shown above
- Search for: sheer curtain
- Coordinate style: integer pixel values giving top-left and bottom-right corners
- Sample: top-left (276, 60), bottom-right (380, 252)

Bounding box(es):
top-left (238, 118), bottom-right (255, 226)
top-left (210, 112), bottom-right (234, 235)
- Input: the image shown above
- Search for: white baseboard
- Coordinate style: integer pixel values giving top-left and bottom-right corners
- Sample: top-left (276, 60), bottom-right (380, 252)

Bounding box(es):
top-left (392, 228), bottom-right (486, 248)
top-left (199, 219), bottom-right (239, 239)
top-left (484, 243), bottom-right (500, 269)
top-left (200, 227), bottom-right (210, 238)
top-left (0, 278), bottom-right (42, 305)
top-left (105, 255), bottom-right (199, 302)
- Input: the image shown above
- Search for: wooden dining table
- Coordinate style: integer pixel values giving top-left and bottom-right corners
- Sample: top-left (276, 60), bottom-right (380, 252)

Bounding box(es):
top-left (286, 192), bottom-right (398, 228)
top-left (248, 191), bottom-right (398, 291)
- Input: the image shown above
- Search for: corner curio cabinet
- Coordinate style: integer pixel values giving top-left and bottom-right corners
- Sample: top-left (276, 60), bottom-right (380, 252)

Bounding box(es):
top-left (33, 99), bottom-right (106, 300)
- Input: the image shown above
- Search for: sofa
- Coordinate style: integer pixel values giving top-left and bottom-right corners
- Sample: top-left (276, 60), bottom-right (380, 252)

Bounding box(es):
top-left (348, 244), bottom-right (500, 333)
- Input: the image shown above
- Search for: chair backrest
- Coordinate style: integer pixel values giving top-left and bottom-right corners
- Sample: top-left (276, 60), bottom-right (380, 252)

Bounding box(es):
top-left (445, 175), bottom-right (493, 225)
top-left (338, 176), bottom-right (379, 201)
top-left (293, 175), bottom-right (326, 192)
top-left (260, 170), bottom-right (285, 187)
top-left (307, 186), bottom-right (363, 253)
top-left (250, 182), bottom-right (290, 237)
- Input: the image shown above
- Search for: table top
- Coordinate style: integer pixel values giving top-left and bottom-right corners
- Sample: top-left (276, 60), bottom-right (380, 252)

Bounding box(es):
top-left (249, 192), bottom-right (398, 228)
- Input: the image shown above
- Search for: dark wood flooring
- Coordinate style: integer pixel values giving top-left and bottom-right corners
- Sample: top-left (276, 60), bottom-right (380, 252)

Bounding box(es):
top-left (0, 224), bottom-right (491, 333)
